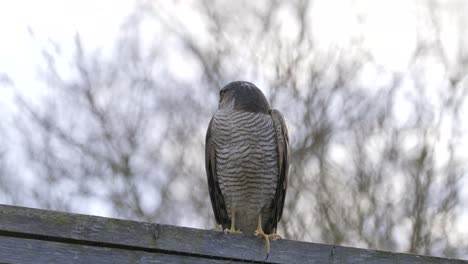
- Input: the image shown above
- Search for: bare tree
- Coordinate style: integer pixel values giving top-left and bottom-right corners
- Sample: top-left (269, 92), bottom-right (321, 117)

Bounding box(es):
top-left (0, 76), bottom-right (23, 206)
top-left (0, 129), bottom-right (12, 203)
top-left (6, 0), bottom-right (468, 259)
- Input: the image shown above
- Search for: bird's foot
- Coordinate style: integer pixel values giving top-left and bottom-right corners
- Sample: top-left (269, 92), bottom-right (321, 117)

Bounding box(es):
top-left (254, 228), bottom-right (282, 260)
top-left (224, 227), bottom-right (242, 235)
top-left (224, 208), bottom-right (242, 235)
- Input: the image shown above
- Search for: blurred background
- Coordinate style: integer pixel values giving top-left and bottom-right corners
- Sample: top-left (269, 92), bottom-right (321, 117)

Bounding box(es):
top-left (0, 0), bottom-right (467, 259)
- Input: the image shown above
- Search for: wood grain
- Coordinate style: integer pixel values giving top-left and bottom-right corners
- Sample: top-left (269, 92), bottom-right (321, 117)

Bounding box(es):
top-left (0, 204), bottom-right (466, 263)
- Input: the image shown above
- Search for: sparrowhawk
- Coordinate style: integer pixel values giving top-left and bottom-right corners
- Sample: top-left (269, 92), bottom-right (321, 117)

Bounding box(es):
top-left (205, 81), bottom-right (290, 258)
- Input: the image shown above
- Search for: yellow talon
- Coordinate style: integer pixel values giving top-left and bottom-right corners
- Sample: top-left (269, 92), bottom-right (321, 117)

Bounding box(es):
top-left (224, 208), bottom-right (242, 234)
top-left (254, 215), bottom-right (282, 260)
top-left (224, 227), bottom-right (242, 234)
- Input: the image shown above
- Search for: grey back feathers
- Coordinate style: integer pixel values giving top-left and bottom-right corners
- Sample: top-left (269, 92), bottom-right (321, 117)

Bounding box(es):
top-left (206, 81), bottom-right (289, 234)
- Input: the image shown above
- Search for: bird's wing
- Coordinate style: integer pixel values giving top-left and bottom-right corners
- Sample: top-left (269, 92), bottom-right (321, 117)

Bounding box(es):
top-left (268, 109), bottom-right (290, 232)
top-left (205, 117), bottom-right (229, 228)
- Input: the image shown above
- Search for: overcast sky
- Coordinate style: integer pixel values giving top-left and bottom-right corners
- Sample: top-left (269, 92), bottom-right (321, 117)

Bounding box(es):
top-left (0, 0), bottom-right (459, 101)
top-left (0, 0), bottom-right (133, 111)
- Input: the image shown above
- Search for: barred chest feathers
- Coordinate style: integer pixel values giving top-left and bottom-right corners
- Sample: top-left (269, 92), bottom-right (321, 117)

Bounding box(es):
top-left (211, 109), bottom-right (279, 234)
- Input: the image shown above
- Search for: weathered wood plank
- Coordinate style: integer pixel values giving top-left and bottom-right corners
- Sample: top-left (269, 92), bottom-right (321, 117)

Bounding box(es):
top-left (0, 204), bottom-right (466, 263)
top-left (0, 236), bottom-right (240, 264)
top-left (0, 204), bottom-right (273, 262)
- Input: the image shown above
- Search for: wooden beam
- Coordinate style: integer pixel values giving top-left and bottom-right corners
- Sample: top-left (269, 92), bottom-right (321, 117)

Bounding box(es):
top-left (0, 204), bottom-right (466, 263)
top-left (0, 236), bottom-right (237, 264)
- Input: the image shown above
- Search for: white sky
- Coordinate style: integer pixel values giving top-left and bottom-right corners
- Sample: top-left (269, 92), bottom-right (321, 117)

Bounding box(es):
top-left (0, 0), bottom-right (133, 112)
top-left (0, 0), bottom-right (459, 105)
top-left (0, 0), bottom-right (134, 217)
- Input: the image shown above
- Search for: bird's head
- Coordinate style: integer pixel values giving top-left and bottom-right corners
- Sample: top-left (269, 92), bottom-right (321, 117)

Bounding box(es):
top-left (218, 81), bottom-right (271, 114)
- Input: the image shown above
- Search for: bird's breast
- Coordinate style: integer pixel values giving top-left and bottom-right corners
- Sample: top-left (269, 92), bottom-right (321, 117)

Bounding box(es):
top-left (212, 110), bottom-right (279, 224)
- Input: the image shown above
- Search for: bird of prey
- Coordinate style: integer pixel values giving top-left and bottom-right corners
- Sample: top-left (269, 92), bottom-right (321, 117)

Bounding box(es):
top-left (205, 81), bottom-right (289, 259)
